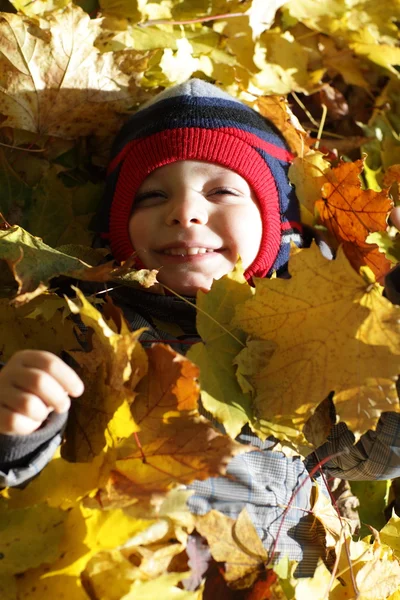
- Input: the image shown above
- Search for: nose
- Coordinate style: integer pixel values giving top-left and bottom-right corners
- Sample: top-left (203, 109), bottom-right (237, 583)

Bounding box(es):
top-left (165, 190), bottom-right (208, 227)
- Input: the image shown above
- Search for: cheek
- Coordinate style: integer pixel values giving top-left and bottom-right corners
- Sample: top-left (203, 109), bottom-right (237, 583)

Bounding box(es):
top-left (128, 213), bottom-right (150, 251)
top-left (232, 208), bottom-right (263, 267)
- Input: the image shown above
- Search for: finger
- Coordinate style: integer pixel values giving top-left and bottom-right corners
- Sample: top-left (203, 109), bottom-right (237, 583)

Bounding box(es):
top-left (10, 369), bottom-right (71, 414)
top-left (390, 206), bottom-right (400, 231)
top-left (15, 350), bottom-right (84, 398)
top-left (0, 406), bottom-right (42, 436)
top-left (2, 391), bottom-right (51, 423)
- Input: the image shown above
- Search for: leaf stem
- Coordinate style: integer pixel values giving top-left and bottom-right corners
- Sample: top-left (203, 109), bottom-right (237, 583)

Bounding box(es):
top-left (291, 91), bottom-right (320, 128)
top-left (315, 104), bottom-right (328, 151)
top-left (137, 12), bottom-right (245, 28)
top-left (0, 141), bottom-right (45, 153)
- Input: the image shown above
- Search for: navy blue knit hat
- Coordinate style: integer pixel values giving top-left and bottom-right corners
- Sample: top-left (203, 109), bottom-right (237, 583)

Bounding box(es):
top-left (96, 79), bottom-right (303, 279)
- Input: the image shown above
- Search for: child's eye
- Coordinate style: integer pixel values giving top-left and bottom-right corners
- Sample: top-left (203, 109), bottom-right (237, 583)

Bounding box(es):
top-left (134, 191), bottom-right (166, 207)
top-left (209, 188), bottom-right (240, 197)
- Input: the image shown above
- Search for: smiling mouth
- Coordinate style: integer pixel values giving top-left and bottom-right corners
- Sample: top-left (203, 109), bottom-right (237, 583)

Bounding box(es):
top-left (159, 247), bottom-right (219, 256)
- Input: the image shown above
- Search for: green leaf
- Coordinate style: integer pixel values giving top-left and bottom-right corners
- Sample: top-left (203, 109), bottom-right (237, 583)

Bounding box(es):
top-left (0, 225), bottom-right (115, 304)
top-left (187, 262), bottom-right (254, 439)
top-left (351, 479), bottom-right (390, 537)
top-left (367, 231), bottom-right (400, 264)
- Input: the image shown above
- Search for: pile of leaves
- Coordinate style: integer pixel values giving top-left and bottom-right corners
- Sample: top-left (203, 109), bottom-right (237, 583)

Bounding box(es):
top-left (0, 0), bottom-right (400, 598)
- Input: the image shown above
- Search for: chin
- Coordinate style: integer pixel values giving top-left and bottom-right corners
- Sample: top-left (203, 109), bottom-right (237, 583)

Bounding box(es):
top-left (160, 277), bottom-right (213, 297)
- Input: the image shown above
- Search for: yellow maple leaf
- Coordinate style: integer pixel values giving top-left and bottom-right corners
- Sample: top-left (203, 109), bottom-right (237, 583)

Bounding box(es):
top-left (10, 0), bottom-right (69, 17)
top-left (120, 572), bottom-right (200, 600)
top-left (63, 289), bottom-right (148, 461)
top-left (16, 503), bottom-right (153, 600)
top-left (4, 450), bottom-right (110, 510)
top-left (0, 295), bottom-right (76, 361)
top-left (233, 243), bottom-right (400, 442)
top-left (195, 508), bottom-right (268, 585)
top-left (0, 502), bottom-right (66, 575)
top-left (0, 6), bottom-right (151, 138)
top-left (288, 150), bottom-right (331, 223)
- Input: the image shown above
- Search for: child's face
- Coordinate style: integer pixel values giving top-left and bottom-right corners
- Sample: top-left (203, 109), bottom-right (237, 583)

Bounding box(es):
top-left (128, 160), bottom-right (262, 296)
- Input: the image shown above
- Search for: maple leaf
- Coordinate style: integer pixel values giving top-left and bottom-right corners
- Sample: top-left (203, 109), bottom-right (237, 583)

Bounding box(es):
top-left (0, 6), bottom-right (151, 138)
top-left (233, 243), bottom-right (400, 442)
top-left (10, 0), bottom-right (70, 17)
top-left (255, 95), bottom-right (308, 156)
top-left (251, 31), bottom-right (313, 96)
top-left (246, 0), bottom-right (287, 40)
top-left (187, 261), bottom-right (254, 439)
top-left (63, 289), bottom-right (148, 462)
top-left (367, 231), bottom-right (400, 265)
top-left (0, 502), bottom-right (66, 575)
top-left (120, 572), bottom-right (200, 600)
top-left (327, 534), bottom-right (400, 600)
top-left (5, 451), bottom-right (110, 511)
top-left (16, 503), bottom-right (153, 600)
top-left (195, 508), bottom-right (268, 586)
top-left (0, 294), bottom-right (76, 361)
top-left (0, 226), bottom-right (157, 305)
top-left (101, 344), bottom-right (250, 503)
top-left (288, 150), bottom-right (332, 222)
top-left (315, 159), bottom-right (393, 280)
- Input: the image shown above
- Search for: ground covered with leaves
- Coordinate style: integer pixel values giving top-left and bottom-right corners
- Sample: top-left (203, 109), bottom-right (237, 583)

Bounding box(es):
top-left (0, 0), bottom-right (400, 598)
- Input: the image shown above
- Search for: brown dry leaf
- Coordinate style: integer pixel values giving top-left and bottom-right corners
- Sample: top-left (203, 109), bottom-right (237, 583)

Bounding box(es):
top-left (315, 159), bottom-right (393, 280)
top-left (233, 244), bottom-right (400, 442)
top-left (195, 508), bottom-right (268, 586)
top-left (102, 344), bottom-right (250, 503)
top-left (302, 394), bottom-right (336, 448)
top-left (62, 289), bottom-right (148, 462)
top-left (254, 95), bottom-right (307, 155)
top-left (0, 6), bottom-right (151, 139)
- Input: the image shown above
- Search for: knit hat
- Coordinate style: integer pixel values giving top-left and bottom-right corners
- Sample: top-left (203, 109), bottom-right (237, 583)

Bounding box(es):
top-left (95, 79), bottom-right (303, 280)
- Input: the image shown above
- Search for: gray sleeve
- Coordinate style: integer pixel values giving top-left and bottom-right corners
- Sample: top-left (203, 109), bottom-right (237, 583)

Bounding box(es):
top-left (0, 410), bottom-right (68, 488)
top-left (305, 412), bottom-right (400, 481)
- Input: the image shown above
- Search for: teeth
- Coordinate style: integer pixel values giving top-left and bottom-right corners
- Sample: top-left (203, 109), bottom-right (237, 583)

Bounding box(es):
top-left (163, 247), bottom-right (215, 256)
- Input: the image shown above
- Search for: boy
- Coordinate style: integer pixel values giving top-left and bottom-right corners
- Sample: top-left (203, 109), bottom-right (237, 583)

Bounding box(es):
top-left (0, 79), bottom-right (399, 575)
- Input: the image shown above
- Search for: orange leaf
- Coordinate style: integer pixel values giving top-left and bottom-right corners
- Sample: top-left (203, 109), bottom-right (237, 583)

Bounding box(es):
top-left (102, 344), bottom-right (250, 503)
top-left (315, 159), bottom-right (393, 280)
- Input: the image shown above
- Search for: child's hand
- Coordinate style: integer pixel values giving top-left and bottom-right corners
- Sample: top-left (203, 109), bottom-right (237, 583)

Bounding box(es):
top-left (0, 350), bottom-right (84, 436)
top-left (391, 206), bottom-right (400, 231)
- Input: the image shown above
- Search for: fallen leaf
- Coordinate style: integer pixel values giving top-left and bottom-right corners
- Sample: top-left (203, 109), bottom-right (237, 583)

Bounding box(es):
top-left (120, 572), bottom-right (199, 600)
top-left (0, 6), bottom-right (151, 138)
top-left (195, 508), bottom-right (268, 585)
top-left (254, 95), bottom-right (307, 155)
top-left (0, 502), bottom-right (66, 574)
top-left (288, 151), bottom-right (331, 220)
top-left (103, 344), bottom-right (249, 502)
top-left (0, 225), bottom-right (157, 305)
top-left (182, 534), bottom-right (212, 591)
top-left (187, 261), bottom-right (254, 439)
top-left (302, 393), bottom-right (336, 448)
top-left (233, 244), bottom-right (400, 442)
top-left (63, 289), bottom-right (147, 461)
top-left (0, 294), bottom-right (76, 361)
top-left (315, 159), bottom-right (393, 280)
top-left (367, 231), bottom-right (400, 264)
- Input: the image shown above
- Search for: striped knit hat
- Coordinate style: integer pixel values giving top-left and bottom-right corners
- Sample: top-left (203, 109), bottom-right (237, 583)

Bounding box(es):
top-left (96, 79), bottom-right (303, 280)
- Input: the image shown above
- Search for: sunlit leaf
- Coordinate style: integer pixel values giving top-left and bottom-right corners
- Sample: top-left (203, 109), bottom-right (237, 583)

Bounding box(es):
top-left (233, 244), bottom-right (400, 443)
